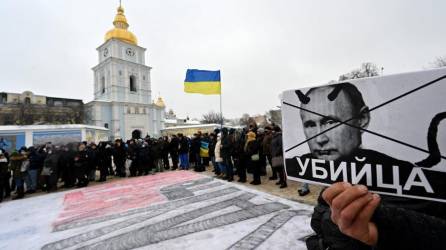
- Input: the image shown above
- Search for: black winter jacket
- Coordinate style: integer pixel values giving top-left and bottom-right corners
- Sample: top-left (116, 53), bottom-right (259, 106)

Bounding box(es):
top-left (270, 132), bottom-right (283, 158)
top-left (307, 191), bottom-right (446, 250)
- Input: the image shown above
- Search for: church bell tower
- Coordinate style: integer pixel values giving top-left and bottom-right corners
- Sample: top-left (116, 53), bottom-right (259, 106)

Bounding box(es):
top-left (86, 4), bottom-right (164, 140)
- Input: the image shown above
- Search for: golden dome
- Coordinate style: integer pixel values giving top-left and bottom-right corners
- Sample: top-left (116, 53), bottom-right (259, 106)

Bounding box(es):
top-left (104, 6), bottom-right (138, 45)
top-left (155, 97), bottom-right (166, 108)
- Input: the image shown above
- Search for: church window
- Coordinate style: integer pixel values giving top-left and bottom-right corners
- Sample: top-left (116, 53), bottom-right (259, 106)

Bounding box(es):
top-left (130, 75), bottom-right (137, 92)
top-left (143, 75), bottom-right (146, 80)
top-left (119, 70), bottom-right (122, 76)
top-left (24, 97), bottom-right (31, 104)
top-left (104, 123), bottom-right (109, 128)
top-left (127, 107), bottom-right (131, 114)
top-left (135, 107), bottom-right (139, 114)
top-left (101, 76), bottom-right (105, 94)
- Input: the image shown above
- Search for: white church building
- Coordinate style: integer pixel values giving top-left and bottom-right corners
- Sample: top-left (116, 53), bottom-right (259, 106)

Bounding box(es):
top-left (85, 5), bottom-right (165, 140)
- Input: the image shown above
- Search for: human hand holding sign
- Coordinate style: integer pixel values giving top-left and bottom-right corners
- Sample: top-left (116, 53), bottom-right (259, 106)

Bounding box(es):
top-left (322, 182), bottom-right (381, 246)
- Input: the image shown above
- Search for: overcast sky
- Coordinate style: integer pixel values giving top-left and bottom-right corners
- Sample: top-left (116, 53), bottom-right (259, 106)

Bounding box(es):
top-left (1, 0), bottom-right (445, 119)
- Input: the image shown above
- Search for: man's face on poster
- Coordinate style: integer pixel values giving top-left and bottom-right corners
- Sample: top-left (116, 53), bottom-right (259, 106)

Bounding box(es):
top-left (300, 87), bottom-right (368, 161)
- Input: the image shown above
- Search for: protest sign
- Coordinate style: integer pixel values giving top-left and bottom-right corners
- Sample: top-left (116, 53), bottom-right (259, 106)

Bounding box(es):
top-left (282, 68), bottom-right (446, 202)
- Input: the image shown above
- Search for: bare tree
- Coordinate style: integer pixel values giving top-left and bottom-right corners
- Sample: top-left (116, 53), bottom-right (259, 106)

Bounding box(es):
top-left (201, 111), bottom-right (224, 124)
top-left (268, 109), bottom-right (282, 126)
top-left (226, 118), bottom-right (240, 126)
top-left (239, 113), bottom-right (251, 126)
top-left (339, 62), bottom-right (380, 81)
top-left (430, 56), bottom-right (446, 68)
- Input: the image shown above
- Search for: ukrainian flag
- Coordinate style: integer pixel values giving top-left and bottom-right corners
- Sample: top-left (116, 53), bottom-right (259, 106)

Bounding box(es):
top-left (184, 69), bottom-right (221, 95)
top-left (200, 141), bottom-right (209, 158)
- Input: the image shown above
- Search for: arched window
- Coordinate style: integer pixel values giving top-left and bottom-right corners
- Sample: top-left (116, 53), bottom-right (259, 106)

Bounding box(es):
top-left (24, 97), bottom-right (31, 104)
top-left (130, 75), bottom-right (137, 92)
top-left (101, 76), bottom-right (105, 94)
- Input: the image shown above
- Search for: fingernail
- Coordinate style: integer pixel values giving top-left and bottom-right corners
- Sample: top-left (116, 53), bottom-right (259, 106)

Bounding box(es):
top-left (367, 194), bottom-right (373, 201)
top-left (373, 194), bottom-right (380, 199)
top-left (358, 185), bottom-right (367, 192)
top-left (342, 182), bottom-right (351, 188)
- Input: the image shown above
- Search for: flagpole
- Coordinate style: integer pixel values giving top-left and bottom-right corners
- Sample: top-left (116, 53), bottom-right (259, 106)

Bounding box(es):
top-left (218, 70), bottom-right (223, 129)
top-left (220, 90), bottom-right (223, 129)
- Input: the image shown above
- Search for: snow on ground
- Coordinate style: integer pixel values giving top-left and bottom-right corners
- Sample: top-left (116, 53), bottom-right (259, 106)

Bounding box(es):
top-left (0, 171), bottom-right (314, 250)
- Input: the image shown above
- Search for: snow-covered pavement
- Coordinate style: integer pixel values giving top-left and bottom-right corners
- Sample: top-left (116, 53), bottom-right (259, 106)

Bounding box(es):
top-left (0, 171), bottom-right (313, 250)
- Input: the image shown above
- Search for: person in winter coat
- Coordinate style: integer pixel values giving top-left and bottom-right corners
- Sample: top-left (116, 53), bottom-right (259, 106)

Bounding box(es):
top-left (9, 149), bottom-right (28, 200)
top-left (235, 129), bottom-right (247, 183)
top-left (256, 128), bottom-right (267, 176)
top-left (1, 150), bottom-right (11, 198)
top-left (307, 182), bottom-right (446, 250)
top-left (0, 149), bottom-right (9, 202)
top-left (263, 126), bottom-right (276, 180)
top-left (74, 143), bottom-right (89, 187)
top-left (127, 140), bottom-right (139, 177)
top-left (201, 133), bottom-right (211, 167)
top-left (221, 128), bottom-right (234, 181)
top-left (214, 133), bottom-right (225, 178)
top-left (86, 143), bottom-right (98, 181)
top-left (270, 126), bottom-right (287, 188)
top-left (113, 139), bottom-right (127, 177)
top-left (151, 139), bottom-right (163, 173)
top-left (191, 133), bottom-right (202, 170)
top-left (161, 136), bottom-right (170, 170)
top-left (60, 144), bottom-right (76, 188)
top-left (169, 135), bottom-right (180, 170)
top-left (302, 84), bottom-right (446, 250)
top-left (178, 134), bottom-right (190, 170)
top-left (97, 142), bottom-right (109, 182)
top-left (41, 146), bottom-right (60, 192)
top-left (244, 131), bottom-right (261, 185)
top-left (27, 146), bottom-right (44, 193)
top-left (208, 133), bottom-right (218, 175)
top-left (138, 141), bottom-right (151, 175)
top-left (104, 143), bottom-right (113, 177)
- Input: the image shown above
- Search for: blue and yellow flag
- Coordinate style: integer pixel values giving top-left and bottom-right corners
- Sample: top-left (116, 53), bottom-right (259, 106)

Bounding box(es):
top-left (200, 141), bottom-right (209, 158)
top-left (184, 69), bottom-right (221, 95)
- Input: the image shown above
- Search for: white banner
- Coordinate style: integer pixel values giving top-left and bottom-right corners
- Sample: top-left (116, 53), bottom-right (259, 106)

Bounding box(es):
top-left (282, 68), bottom-right (446, 202)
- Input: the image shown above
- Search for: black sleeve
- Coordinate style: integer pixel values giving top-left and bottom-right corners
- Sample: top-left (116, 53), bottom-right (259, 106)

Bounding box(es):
top-left (374, 206), bottom-right (446, 250)
top-left (307, 191), bottom-right (373, 250)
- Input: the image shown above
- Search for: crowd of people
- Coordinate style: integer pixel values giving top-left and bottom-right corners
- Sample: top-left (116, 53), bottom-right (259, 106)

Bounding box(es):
top-left (0, 124), bottom-right (293, 202)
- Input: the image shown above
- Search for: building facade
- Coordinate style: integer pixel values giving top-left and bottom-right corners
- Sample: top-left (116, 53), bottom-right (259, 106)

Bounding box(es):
top-left (0, 124), bottom-right (108, 152)
top-left (85, 5), bottom-right (165, 140)
top-left (0, 91), bottom-right (83, 125)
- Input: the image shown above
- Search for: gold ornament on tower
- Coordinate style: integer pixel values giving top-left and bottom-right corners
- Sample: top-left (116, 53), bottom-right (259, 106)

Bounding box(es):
top-left (104, 5), bottom-right (138, 45)
top-left (155, 97), bottom-right (166, 108)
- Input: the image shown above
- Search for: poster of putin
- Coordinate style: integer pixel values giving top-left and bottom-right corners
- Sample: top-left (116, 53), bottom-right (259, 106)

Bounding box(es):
top-left (282, 68), bottom-right (446, 202)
